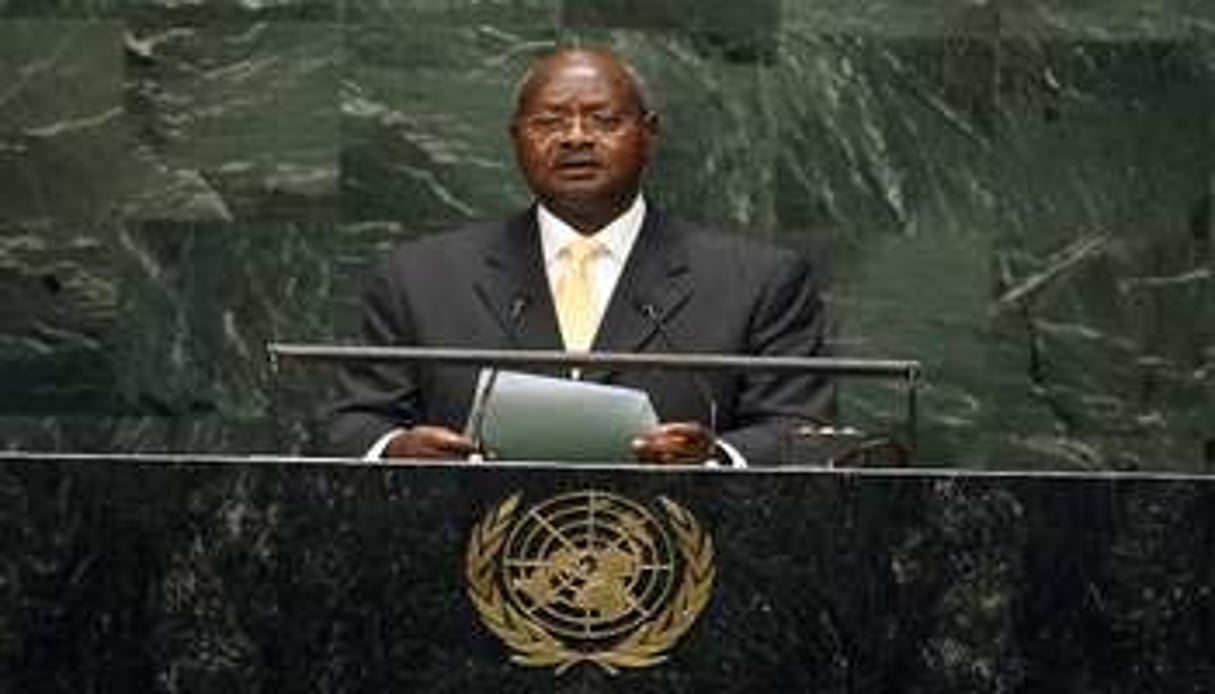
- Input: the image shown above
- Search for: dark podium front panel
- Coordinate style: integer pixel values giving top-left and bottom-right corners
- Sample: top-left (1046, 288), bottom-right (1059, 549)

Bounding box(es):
top-left (1, 455), bottom-right (1213, 693)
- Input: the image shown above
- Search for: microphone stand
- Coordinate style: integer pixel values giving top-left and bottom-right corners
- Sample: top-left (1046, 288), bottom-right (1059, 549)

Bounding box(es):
top-left (633, 300), bottom-right (719, 438)
top-left (268, 343), bottom-right (923, 461)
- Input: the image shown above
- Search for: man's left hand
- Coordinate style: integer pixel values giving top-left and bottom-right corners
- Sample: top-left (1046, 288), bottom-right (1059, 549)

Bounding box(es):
top-left (631, 422), bottom-right (715, 465)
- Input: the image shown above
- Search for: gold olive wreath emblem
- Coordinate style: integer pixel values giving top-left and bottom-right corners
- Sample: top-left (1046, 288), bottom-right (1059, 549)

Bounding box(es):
top-left (466, 490), bottom-right (715, 674)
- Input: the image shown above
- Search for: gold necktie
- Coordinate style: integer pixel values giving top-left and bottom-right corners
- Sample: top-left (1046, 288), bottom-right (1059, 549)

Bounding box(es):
top-left (554, 236), bottom-right (601, 351)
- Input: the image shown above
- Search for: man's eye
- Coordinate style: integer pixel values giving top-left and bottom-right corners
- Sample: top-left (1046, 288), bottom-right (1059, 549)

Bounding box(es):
top-left (527, 115), bottom-right (566, 131)
top-left (590, 113), bottom-right (626, 131)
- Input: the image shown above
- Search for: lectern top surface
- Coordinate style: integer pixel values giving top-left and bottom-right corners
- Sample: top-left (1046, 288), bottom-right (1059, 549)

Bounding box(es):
top-left (2, 450), bottom-right (1214, 483)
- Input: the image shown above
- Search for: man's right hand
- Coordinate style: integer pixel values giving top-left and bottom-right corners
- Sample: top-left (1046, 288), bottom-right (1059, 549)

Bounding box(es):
top-left (384, 425), bottom-right (478, 460)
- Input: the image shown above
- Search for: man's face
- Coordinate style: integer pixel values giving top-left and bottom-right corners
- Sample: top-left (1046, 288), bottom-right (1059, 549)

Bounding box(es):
top-left (511, 53), bottom-right (658, 227)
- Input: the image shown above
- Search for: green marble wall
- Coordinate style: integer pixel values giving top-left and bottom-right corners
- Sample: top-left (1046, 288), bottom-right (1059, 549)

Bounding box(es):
top-left (0, 1), bottom-right (1211, 470)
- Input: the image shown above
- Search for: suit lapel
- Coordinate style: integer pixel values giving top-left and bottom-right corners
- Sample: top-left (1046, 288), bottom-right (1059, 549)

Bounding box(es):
top-left (473, 209), bottom-right (564, 352)
top-left (473, 207), bottom-right (694, 379)
top-left (590, 210), bottom-right (693, 379)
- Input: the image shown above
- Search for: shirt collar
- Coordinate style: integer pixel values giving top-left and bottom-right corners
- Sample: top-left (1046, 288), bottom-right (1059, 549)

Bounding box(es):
top-left (537, 195), bottom-right (647, 265)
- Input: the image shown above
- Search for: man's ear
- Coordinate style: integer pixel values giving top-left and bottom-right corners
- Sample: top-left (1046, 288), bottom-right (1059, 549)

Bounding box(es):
top-left (640, 111), bottom-right (660, 151)
top-left (641, 110), bottom-right (660, 136)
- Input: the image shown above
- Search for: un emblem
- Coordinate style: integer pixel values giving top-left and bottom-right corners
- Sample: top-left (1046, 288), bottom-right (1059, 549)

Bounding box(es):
top-left (466, 490), bottom-right (715, 674)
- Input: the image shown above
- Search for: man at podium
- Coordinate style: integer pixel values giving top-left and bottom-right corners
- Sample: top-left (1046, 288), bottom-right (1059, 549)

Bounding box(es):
top-left (330, 47), bottom-right (830, 466)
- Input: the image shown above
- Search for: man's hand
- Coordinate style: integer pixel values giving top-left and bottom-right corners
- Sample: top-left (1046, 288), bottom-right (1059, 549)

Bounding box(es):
top-left (631, 422), bottom-right (715, 465)
top-left (384, 425), bottom-right (477, 460)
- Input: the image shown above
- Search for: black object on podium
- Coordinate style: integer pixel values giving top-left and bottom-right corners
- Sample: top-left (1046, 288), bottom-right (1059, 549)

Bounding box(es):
top-left (2, 453), bottom-right (1214, 692)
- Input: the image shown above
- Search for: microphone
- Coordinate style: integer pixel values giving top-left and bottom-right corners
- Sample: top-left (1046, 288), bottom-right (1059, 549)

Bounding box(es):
top-left (508, 296), bottom-right (529, 327)
top-left (631, 297), bottom-right (719, 436)
top-left (474, 288), bottom-right (530, 347)
top-left (630, 298), bottom-right (897, 466)
top-left (466, 367), bottom-right (500, 458)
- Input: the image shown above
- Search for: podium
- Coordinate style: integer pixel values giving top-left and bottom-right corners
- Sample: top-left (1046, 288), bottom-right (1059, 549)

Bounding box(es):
top-left (2, 453), bottom-right (1213, 692)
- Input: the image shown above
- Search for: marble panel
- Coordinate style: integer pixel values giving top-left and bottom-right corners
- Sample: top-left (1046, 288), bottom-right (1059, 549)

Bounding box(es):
top-left (763, 8), bottom-right (1214, 469)
top-left (0, 20), bottom-right (235, 224)
top-left (0, 222), bottom-right (119, 414)
top-left (345, 0), bottom-right (561, 21)
top-left (0, 218), bottom-right (359, 453)
top-left (340, 3), bottom-right (558, 229)
top-left (563, 0), bottom-right (780, 61)
top-left (0, 413), bottom-right (299, 453)
top-left (765, 25), bottom-right (1001, 464)
top-left (0, 1), bottom-right (341, 20)
top-left (781, 0), bottom-right (999, 37)
top-left (124, 18), bottom-right (341, 221)
top-left (987, 40), bottom-right (1214, 470)
top-left (998, 0), bottom-right (1215, 39)
top-left (111, 221), bottom-right (339, 420)
top-left (0, 21), bottom-right (128, 224)
top-left (0, 0), bottom-right (116, 18)
top-left (123, 0), bottom-right (339, 23)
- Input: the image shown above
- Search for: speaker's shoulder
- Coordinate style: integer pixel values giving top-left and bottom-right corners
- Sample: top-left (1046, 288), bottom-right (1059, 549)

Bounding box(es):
top-left (379, 217), bottom-right (519, 272)
top-left (667, 217), bottom-right (805, 269)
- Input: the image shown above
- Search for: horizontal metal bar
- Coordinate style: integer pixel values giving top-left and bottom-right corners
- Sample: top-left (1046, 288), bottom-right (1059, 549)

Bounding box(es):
top-left (267, 343), bottom-right (922, 380)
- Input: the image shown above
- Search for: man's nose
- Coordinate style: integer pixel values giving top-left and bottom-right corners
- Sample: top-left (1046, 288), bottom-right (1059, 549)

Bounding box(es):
top-left (559, 114), bottom-right (594, 145)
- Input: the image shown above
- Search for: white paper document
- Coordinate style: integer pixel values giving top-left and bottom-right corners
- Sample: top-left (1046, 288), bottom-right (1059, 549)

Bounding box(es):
top-left (464, 369), bottom-right (659, 462)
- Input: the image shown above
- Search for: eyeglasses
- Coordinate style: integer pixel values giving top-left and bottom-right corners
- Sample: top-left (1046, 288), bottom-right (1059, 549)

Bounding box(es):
top-left (517, 111), bottom-right (644, 137)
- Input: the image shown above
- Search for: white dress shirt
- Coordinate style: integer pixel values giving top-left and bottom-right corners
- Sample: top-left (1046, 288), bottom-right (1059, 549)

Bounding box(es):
top-left (537, 194), bottom-right (646, 344)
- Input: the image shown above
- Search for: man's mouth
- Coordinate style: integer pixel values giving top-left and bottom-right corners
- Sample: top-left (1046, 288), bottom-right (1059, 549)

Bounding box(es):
top-left (555, 157), bottom-right (601, 172)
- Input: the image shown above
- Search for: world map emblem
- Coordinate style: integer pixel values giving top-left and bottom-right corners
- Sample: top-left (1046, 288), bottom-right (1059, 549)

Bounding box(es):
top-left (465, 490), bottom-right (715, 674)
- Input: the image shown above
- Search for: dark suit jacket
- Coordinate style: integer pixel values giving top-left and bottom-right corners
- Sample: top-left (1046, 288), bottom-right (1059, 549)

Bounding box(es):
top-left (328, 207), bottom-right (831, 464)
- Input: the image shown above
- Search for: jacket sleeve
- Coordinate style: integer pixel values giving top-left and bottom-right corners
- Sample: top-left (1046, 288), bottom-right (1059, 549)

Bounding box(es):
top-left (325, 255), bottom-right (423, 456)
top-left (719, 250), bottom-right (834, 464)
